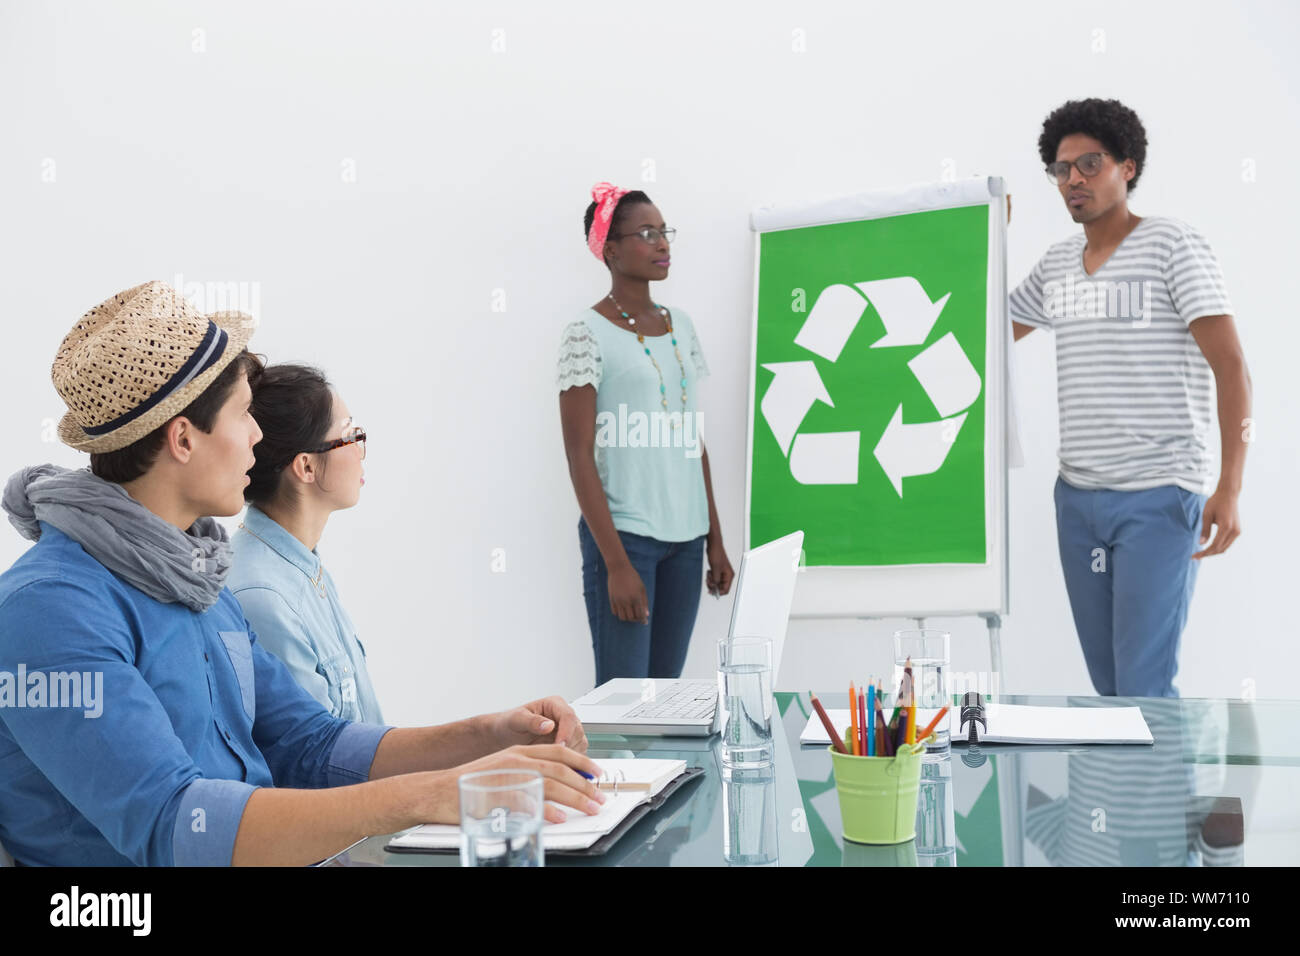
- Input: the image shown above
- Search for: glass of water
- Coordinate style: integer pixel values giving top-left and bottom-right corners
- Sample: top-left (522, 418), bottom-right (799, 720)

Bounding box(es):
top-left (458, 769), bottom-right (545, 867)
top-left (717, 637), bottom-right (773, 769)
top-left (722, 764), bottom-right (778, 866)
top-left (893, 629), bottom-right (951, 749)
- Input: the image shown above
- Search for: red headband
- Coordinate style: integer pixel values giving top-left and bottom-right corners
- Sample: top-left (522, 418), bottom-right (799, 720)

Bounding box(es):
top-left (587, 182), bottom-right (629, 262)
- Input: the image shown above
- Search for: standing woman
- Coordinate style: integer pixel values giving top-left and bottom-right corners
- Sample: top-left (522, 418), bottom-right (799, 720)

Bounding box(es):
top-left (557, 182), bottom-right (734, 686)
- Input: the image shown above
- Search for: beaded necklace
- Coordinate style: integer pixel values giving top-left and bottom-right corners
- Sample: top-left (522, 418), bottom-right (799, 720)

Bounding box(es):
top-left (607, 292), bottom-right (688, 426)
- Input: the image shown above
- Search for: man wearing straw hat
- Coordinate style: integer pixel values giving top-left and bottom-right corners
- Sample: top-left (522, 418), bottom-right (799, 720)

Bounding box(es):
top-left (0, 280), bottom-right (605, 866)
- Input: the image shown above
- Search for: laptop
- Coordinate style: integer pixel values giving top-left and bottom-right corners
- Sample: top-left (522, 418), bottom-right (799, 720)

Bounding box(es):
top-left (572, 530), bottom-right (804, 736)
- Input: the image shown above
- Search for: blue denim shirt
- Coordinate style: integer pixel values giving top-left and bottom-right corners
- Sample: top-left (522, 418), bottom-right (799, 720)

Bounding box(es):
top-left (229, 506), bottom-right (384, 724)
top-left (0, 523), bottom-right (392, 866)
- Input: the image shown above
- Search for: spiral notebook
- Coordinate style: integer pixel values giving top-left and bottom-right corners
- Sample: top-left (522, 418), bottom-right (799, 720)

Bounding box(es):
top-left (800, 702), bottom-right (1154, 746)
top-left (386, 759), bottom-right (696, 854)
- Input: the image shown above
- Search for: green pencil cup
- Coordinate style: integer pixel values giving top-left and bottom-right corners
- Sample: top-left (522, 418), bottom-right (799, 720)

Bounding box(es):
top-left (828, 741), bottom-right (925, 845)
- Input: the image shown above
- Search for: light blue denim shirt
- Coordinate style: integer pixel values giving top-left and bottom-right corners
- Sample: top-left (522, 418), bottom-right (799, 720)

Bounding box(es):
top-left (0, 524), bottom-right (390, 867)
top-left (229, 506), bottom-right (383, 724)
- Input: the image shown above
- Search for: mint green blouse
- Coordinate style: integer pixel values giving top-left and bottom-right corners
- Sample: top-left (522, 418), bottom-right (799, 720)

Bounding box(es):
top-left (557, 306), bottom-right (711, 543)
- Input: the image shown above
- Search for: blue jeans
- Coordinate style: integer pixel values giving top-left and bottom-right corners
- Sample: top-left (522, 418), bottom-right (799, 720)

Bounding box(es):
top-left (1053, 476), bottom-right (1206, 698)
top-left (578, 517), bottom-right (707, 686)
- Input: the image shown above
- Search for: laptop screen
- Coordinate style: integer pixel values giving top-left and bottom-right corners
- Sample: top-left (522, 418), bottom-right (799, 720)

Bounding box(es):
top-left (724, 530), bottom-right (803, 687)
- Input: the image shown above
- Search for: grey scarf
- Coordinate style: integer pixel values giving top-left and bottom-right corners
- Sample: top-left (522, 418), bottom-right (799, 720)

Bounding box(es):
top-left (2, 464), bottom-right (231, 612)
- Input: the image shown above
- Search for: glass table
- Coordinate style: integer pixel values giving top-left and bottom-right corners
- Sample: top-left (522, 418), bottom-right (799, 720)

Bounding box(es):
top-left (324, 692), bottom-right (1299, 866)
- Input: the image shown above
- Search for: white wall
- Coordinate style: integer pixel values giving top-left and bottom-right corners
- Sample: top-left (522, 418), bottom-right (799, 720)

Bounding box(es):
top-left (1, 0), bottom-right (1296, 735)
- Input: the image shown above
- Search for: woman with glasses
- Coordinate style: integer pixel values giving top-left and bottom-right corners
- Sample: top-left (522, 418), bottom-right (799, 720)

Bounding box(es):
top-left (228, 363), bottom-right (383, 722)
top-left (557, 183), bottom-right (735, 686)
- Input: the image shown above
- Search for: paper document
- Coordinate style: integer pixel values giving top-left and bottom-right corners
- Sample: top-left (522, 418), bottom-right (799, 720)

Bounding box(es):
top-left (801, 702), bottom-right (1154, 746)
top-left (387, 758), bottom-right (688, 852)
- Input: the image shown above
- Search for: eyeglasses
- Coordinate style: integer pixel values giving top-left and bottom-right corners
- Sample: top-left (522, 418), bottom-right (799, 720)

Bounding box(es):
top-left (1045, 152), bottom-right (1110, 186)
top-left (307, 426), bottom-right (366, 460)
top-left (610, 226), bottom-right (676, 245)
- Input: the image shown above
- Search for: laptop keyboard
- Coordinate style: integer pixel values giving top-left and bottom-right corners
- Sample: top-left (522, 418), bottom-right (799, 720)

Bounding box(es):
top-left (624, 679), bottom-right (718, 720)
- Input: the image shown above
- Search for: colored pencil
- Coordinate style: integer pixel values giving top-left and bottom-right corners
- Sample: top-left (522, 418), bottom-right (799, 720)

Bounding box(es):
top-left (866, 680), bottom-right (876, 756)
top-left (914, 706), bottom-right (950, 744)
top-left (905, 667), bottom-right (917, 745)
top-left (857, 686), bottom-right (867, 757)
top-left (874, 691), bottom-right (893, 756)
top-left (848, 683), bottom-right (858, 756)
top-left (809, 693), bottom-right (848, 754)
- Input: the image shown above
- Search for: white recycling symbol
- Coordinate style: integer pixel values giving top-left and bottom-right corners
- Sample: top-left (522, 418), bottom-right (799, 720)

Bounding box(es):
top-left (760, 277), bottom-right (981, 496)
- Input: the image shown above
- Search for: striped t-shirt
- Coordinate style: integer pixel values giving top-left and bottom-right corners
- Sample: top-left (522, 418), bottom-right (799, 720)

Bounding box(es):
top-left (1009, 217), bottom-right (1234, 493)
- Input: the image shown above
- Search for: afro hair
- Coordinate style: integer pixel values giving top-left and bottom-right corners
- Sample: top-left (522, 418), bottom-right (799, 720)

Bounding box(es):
top-left (1038, 98), bottom-right (1148, 193)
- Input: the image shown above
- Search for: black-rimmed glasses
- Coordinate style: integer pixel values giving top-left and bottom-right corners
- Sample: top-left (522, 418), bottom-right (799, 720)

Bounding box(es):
top-left (1045, 151), bottom-right (1110, 186)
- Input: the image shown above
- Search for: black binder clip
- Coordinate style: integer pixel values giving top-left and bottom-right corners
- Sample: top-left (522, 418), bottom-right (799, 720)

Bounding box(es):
top-left (958, 691), bottom-right (986, 745)
top-left (959, 691), bottom-right (988, 768)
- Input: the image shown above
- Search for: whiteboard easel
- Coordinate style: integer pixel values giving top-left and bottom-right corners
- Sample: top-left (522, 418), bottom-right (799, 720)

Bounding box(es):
top-left (745, 177), bottom-right (1011, 679)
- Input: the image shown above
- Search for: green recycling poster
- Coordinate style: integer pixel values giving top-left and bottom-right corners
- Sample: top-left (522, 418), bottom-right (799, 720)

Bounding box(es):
top-left (750, 203), bottom-right (989, 566)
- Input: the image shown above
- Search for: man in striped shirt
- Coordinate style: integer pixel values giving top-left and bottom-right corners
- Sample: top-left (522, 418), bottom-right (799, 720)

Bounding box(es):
top-left (1010, 98), bottom-right (1252, 698)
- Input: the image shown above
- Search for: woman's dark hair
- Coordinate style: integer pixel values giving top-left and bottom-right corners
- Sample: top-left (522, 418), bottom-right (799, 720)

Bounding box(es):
top-left (584, 190), bottom-right (653, 267)
top-left (243, 363), bottom-right (336, 506)
top-left (90, 350), bottom-right (265, 484)
top-left (1038, 98), bottom-right (1148, 193)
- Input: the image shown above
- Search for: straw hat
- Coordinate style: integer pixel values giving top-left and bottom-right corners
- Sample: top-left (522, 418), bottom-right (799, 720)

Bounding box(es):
top-left (52, 280), bottom-right (256, 453)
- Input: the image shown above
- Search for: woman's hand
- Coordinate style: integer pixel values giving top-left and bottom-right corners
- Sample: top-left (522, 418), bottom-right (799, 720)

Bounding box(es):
top-left (608, 562), bottom-right (649, 623)
top-left (706, 539), bottom-right (734, 596)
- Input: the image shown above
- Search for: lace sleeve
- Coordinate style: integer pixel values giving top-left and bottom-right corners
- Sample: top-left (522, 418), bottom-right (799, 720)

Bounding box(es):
top-left (556, 320), bottom-right (602, 391)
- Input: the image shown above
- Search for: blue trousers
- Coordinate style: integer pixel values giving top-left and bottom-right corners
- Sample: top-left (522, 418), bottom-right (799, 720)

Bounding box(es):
top-left (1053, 476), bottom-right (1206, 698)
top-left (578, 517), bottom-right (706, 686)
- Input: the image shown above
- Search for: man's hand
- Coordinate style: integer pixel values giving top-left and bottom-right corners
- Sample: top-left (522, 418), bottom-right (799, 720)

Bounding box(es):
top-left (491, 696), bottom-right (589, 753)
top-left (1193, 489), bottom-right (1242, 559)
top-left (421, 744), bottom-right (605, 825)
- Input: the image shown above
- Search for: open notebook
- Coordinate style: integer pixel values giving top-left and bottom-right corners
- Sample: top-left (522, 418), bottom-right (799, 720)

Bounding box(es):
top-left (387, 759), bottom-right (691, 853)
top-left (801, 702), bottom-right (1155, 746)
